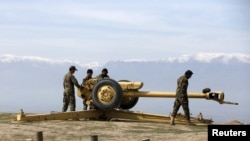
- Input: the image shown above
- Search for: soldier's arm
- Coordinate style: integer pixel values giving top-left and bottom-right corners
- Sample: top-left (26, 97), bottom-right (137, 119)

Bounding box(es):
top-left (180, 77), bottom-right (188, 96)
top-left (63, 75), bottom-right (66, 88)
top-left (81, 78), bottom-right (86, 86)
top-left (71, 75), bottom-right (81, 88)
top-left (95, 74), bottom-right (102, 81)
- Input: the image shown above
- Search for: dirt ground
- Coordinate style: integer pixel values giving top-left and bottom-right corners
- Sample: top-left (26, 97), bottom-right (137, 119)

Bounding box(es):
top-left (0, 113), bottom-right (243, 141)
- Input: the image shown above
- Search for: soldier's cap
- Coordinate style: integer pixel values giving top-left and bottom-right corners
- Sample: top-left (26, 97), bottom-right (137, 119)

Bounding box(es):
top-left (102, 68), bottom-right (108, 73)
top-left (185, 70), bottom-right (193, 75)
top-left (87, 69), bottom-right (93, 74)
top-left (69, 65), bottom-right (78, 71)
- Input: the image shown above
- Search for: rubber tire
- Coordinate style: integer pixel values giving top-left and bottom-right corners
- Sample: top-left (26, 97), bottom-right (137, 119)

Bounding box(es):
top-left (120, 97), bottom-right (139, 110)
top-left (92, 79), bottom-right (123, 110)
top-left (118, 80), bottom-right (139, 110)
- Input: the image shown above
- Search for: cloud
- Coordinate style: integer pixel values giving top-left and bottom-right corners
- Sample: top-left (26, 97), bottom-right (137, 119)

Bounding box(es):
top-left (1, 53), bottom-right (250, 65)
top-left (1, 0), bottom-right (247, 33)
top-left (0, 1), bottom-right (249, 64)
top-left (0, 54), bottom-right (101, 69)
top-left (191, 53), bottom-right (250, 63)
top-left (164, 53), bottom-right (250, 63)
top-left (114, 53), bottom-right (250, 64)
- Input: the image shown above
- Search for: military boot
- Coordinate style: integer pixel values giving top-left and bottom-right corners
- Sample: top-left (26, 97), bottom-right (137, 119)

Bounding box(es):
top-left (170, 115), bottom-right (175, 125)
top-left (187, 120), bottom-right (196, 126)
top-left (83, 105), bottom-right (87, 110)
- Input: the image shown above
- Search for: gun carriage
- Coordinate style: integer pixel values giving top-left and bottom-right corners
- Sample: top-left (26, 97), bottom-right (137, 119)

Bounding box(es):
top-left (16, 78), bottom-right (238, 125)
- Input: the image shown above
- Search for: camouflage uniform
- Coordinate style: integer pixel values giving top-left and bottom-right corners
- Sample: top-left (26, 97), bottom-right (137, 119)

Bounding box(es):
top-left (96, 73), bottom-right (109, 81)
top-left (62, 71), bottom-right (81, 112)
top-left (96, 68), bottom-right (109, 81)
top-left (171, 75), bottom-right (191, 121)
top-left (81, 73), bottom-right (93, 110)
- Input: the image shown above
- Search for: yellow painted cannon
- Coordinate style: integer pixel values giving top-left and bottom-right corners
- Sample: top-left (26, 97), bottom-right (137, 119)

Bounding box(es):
top-left (15, 78), bottom-right (238, 125)
top-left (77, 78), bottom-right (238, 111)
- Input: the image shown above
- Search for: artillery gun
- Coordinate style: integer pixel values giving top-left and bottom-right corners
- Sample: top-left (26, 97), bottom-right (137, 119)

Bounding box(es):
top-left (16, 78), bottom-right (238, 125)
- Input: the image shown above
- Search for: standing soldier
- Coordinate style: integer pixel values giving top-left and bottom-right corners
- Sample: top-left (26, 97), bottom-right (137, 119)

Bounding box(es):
top-left (62, 65), bottom-right (81, 112)
top-left (81, 69), bottom-right (93, 110)
top-left (96, 68), bottom-right (109, 81)
top-left (170, 70), bottom-right (195, 126)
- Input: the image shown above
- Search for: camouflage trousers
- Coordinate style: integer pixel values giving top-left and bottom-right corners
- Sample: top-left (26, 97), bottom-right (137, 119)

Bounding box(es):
top-left (171, 97), bottom-right (190, 120)
top-left (83, 99), bottom-right (88, 110)
top-left (62, 92), bottom-right (76, 112)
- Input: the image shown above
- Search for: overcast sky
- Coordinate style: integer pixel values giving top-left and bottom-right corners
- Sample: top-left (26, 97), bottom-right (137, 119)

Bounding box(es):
top-left (0, 0), bottom-right (249, 64)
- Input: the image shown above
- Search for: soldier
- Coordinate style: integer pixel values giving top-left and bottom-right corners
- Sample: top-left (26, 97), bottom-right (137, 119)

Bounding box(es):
top-left (82, 69), bottom-right (93, 85)
top-left (81, 69), bottom-right (93, 110)
top-left (170, 70), bottom-right (195, 126)
top-left (96, 68), bottom-right (109, 81)
top-left (62, 65), bottom-right (81, 112)
top-left (86, 68), bottom-right (110, 110)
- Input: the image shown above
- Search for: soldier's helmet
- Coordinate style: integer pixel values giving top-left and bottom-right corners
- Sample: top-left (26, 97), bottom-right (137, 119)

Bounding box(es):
top-left (102, 68), bottom-right (108, 73)
top-left (87, 69), bottom-right (93, 74)
top-left (69, 66), bottom-right (78, 71)
top-left (185, 70), bottom-right (193, 75)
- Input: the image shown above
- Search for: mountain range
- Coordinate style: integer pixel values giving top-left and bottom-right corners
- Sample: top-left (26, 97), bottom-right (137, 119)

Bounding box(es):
top-left (0, 53), bottom-right (249, 124)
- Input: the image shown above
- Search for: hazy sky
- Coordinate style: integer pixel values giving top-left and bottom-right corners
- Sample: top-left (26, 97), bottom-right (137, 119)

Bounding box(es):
top-left (0, 0), bottom-right (249, 64)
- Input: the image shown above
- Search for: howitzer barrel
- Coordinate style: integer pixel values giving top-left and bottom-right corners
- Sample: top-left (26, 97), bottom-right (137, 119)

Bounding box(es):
top-left (123, 91), bottom-right (236, 105)
top-left (123, 91), bottom-right (209, 98)
top-left (78, 79), bottom-right (238, 108)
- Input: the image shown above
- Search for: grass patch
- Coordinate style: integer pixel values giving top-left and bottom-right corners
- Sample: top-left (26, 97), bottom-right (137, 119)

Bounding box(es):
top-left (0, 113), bottom-right (16, 123)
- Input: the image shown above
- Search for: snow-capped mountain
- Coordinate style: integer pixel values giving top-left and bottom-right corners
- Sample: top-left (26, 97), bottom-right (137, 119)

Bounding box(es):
top-left (0, 53), bottom-right (249, 124)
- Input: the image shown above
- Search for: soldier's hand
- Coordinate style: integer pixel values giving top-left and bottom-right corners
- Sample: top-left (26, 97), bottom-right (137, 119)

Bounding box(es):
top-left (202, 88), bottom-right (211, 93)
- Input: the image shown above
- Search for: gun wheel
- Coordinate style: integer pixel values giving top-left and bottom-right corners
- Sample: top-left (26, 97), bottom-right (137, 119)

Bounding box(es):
top-left (120, 97), bottom-right (139, 110)
top-left (118, 80), bottom-right (139, 110)
top-left (92, 79), bottom-right (123, 110)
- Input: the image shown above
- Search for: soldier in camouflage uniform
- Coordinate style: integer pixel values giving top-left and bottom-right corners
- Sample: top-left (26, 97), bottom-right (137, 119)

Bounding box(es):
top-left (62, 66), bottom-right (81, 112)
top-left (81, 69), bottom-right (93, 110)
top-left (170, 70), bottom-right (195, 126)
top-left (96, 68), bottom-right (109, 81)
top-left (87, 68), bottom-right (110, 110)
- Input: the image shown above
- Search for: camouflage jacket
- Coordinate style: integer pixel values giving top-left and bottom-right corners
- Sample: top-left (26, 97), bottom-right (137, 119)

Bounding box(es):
top-left (95, 74), bottom-right (110, 81)
top-left (176, 75), bottom-right (189, 98)
top-left (63, 72), bottom-right (81, 95)
top-left (81, 76), bottom-right (93, 86)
